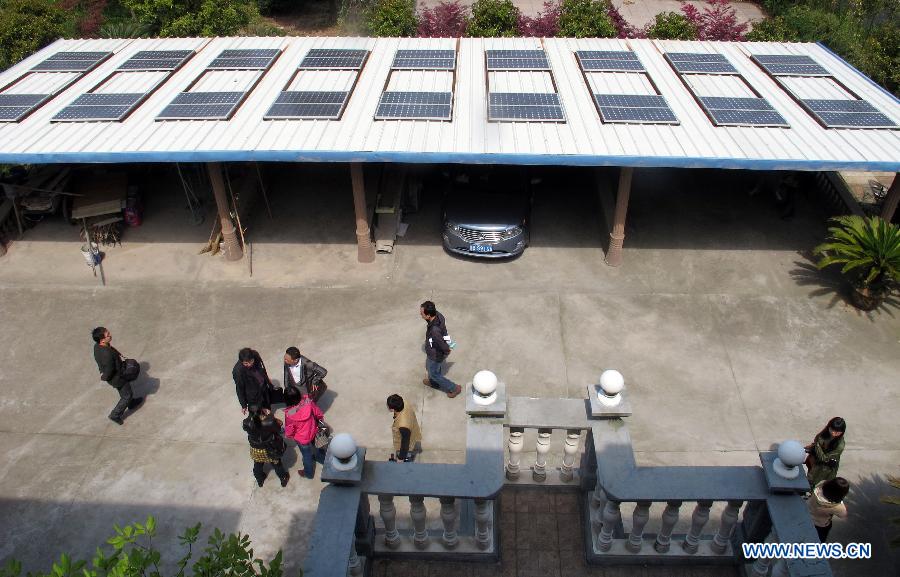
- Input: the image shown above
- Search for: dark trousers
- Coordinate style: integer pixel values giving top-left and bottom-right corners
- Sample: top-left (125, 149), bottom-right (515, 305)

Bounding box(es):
top-left (253, 460), bottom-right (288, 483)
top-left (109, 382), bottom-right (133, 420)
top-left (816, 522), bottom-right (832, 542)
top-left (298, 443), bottom-right (326, 478)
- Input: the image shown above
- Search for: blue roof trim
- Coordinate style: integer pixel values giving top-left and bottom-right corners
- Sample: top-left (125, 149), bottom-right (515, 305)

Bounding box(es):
top-left (1, 150), bottom-right (898, 172)
top-left (815, 41), bottom-right (900, 106)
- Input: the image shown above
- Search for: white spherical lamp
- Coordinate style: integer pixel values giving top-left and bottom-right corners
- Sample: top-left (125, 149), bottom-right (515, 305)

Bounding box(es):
top-left (773, 440), bottom-right (805, 479)
top-left (472, 370), bottom-right (499, 405)
top-left (330, 433), bottom-right (358, 471)
top-left (597, 369), bottom-right (624, 406)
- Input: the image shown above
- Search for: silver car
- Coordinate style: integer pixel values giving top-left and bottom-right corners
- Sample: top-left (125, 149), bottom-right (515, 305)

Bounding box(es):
top-left (441, 166), bottom-right (532, 259)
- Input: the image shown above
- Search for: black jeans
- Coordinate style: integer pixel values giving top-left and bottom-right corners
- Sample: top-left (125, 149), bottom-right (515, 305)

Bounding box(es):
top-left (109, 382), bottom-right (133, 420)
top-left (253, 460), bottom-right (288, 482)
top-left (816, 521), bottom-right (832, 542)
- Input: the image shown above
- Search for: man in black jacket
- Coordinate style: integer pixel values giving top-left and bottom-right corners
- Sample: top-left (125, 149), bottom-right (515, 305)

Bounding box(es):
top-left (92, 327), bottom-right (143, 425)
top-left (283, 346), bottom-right (328, 403)
top-left (233, 348), bottom-right (276, 415)
top-left (420, 301), bottom-right (461, 398)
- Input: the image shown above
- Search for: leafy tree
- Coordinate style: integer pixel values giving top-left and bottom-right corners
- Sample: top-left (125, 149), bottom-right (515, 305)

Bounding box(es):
top-left (467, 0), bottom-right (519, 37)
top-left (852, 23), bottom-right (899, 96)
top-left (745, 15), bottom-right (792, 41)
top-left (606, 1), bottom-right (640, 38)
top-left (0, 0), bottom-right (67, 70)
top-left (556, 0), bottom-right (616, 38)
top-left (418, 0), bottom-right (469, 37)
top-left (681, 0), bottom-right (747, 41)
top-left (98, 18), bottom-right (148, 37)
top-left (365, 0), bottom-right (416, 35)
top-left (516, 0), bottom-right (559, 37)
top-left (646, 11), bottom-right (697, 39)
top-left (120, 0), bottom-right (257, 36)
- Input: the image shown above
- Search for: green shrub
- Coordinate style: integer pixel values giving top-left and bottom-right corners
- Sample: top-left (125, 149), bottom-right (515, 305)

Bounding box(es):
top-left (557, 0), bottom-right (616, 38)
top-left (365, 0), bottom-right (416, 35)
top-left (745, 16), bottom-right (794, 40)
top-left (242, 15), bottom-right (288, 35)
top-left (646, 11), bottom-right (697, 39)
top-left (98, 18), bottom-right (149, 38)
top-left (779, 5), bottom-right (860, 54)
top-left (120, 0), bottom-right (258, 36)
top-left (467, 0), bottom-right (519, 37)
top-left (0, 0), bottom-right (66, 70)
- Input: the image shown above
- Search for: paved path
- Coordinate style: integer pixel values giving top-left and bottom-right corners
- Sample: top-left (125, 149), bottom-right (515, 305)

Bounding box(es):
top-left (0, 165), bottom-right (896, 576)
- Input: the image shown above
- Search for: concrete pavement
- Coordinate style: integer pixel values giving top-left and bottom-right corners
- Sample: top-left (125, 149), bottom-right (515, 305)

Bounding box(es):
top-left (0, 164), bottom-right (897, 576)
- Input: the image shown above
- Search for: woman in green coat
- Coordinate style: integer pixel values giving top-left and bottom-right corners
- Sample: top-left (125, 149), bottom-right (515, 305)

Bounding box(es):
top-left (805, 417), bottom-right (846, 488)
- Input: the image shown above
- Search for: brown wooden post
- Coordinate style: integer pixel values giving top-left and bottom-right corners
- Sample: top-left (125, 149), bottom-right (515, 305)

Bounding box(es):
top-left (207, 162), bottom-right (243, 261)
top-left (605, 167), bottom-right (633, 267)
top-left (350, 162), bottom-right (375, 263)
top-left (879, 173), bottom-right (899, 223)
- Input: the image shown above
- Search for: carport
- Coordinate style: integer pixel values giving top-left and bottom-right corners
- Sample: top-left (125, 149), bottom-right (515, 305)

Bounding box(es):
top-left (0, 36), bottom-right (898, 267)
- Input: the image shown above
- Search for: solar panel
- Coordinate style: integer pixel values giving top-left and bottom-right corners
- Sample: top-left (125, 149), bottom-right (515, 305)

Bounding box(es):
top-left (706, 109), bottom-right (789, 126)
top-left (207, 57), bottom-right (276, 70)
top-left (380, 91), bottom-right (452, 105)
top-left (67, 93), bottom-right (144, 106)
top-left (266, 103), bottom-right (344, 119)
top-left (751, 54), bottom-right (829, 76)
top-left (799, 98), bottom-right (897, 128)
top-left (489, 92), bottom-right (560, 106)
top-left (0, 94), bottom-right (46, 107)
top-left (577, 51), bottom-right (638, 61)
top-left (119, 50), bottom-right (194, 71)
top-left (300, 49), bottom-right (368, 69)
top-left (31, 51), bottom-right (111, 72)
top-left (595, 94), bottom-right (667, 108)
top-left (594, 94), bottom-right (678, 124)
top-left (0, 107), bottom-right (32, 121)
top-left (219, 49), bottom-right (281, 59)
top-left (131, 50), bottom-right (194, 60)
top-left (666, 52), bottom-right (730, 63)
top-left (580, 59), bottom-right (644, 72)
top-left (157, 103), bottom-right (236, 120)
top-left (486, 50), bottom-right (549, 70)
top-left (665, 52), bottom-right (737, 74)
top-left (52, 105), bottom-right (133, 121)
top-left (169, 92), bottom-right (244, 105)
top-left (375, 103), bottom-right (452, 120)
top-left (392, 49), bottom-right (456, 70)
top-left (802, 99), bottom-right (879, 113)
top-left (699, 96), bottom-right (775, 111)
top-left (274, 91), bottom-right (348, 104)
top-left (488, 104), bottom-right (564, 121)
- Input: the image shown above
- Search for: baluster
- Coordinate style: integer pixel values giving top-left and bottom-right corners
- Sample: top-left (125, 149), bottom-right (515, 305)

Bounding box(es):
top-left (596, 500), bottom-right (621, 552)
top-left (653, 501), bottom-right (682, 553)
top-left (559, 429), bottom-right (580, 482)
top-left (682, 501), bottom-right (713, 554)
top-left (711, 500), bottom-right (743, 554)
top-left (626, 501), bottom-right (651, 553)
top-left (377, 494), bottom-right (401, 549)
top-left (505, 427), bottom-right (524, 480)
top-left (439, 497), bottom-right (459, 549)
top-left (474, 498), bottom-right (492, 550)
top-left (590, 489), bottom-right (608, 535)
top-left (347, 534), bottom-right (363, 577)
top-left (750, 531), bottom-right (777, 577)
top-left (532, 428), bottom-right (552, 482)
top-left (409, 496), bottom-right (429, 549)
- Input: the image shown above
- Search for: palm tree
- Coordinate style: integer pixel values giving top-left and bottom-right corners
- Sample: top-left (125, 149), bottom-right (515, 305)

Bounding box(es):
top-left (883, 475), bottom-right (900, 547)
top-left (814, 215), bottom-right (900, 309)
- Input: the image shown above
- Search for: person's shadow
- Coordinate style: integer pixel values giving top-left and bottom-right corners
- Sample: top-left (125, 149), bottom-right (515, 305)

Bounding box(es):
top-left (128, 362), bottom-right (160, 413)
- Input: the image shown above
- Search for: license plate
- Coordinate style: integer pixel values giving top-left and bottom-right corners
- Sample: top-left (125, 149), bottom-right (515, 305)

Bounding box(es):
top-left (469, 244), bottom-right (493, 253)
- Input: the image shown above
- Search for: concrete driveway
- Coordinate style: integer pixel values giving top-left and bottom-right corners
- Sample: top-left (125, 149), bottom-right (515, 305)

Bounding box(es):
top-left (0, 163), bottom-right (897, 577)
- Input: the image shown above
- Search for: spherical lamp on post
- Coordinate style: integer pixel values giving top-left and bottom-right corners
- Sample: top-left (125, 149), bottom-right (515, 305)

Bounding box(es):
top-left (597, 369), bottom-right (624, 407)
top-left (773, 440), bottom-right (805, 479)
top-left (472, 370), bottom-right (499, 405)
top-left (330, 433), bottom-right (358, 472)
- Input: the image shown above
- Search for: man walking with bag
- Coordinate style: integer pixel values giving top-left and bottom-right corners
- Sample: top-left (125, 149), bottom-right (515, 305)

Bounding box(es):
top-left (92, 327), bottom-right (143, 425)
top-left (420, 301), bottom-right (461, 398)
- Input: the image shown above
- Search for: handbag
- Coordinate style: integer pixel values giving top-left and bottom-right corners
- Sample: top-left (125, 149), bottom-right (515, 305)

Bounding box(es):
top-left (314, 419), bottom-right (333, 450)
top-left (123, 358), bottom-right (141, 381)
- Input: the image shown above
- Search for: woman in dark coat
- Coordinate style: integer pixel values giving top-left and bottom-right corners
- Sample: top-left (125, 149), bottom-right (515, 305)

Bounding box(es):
top-left (805, 417), bottom-right (846, 488)
top-left (243, 407), bottom-right (289, 487)
top-left (233, 348), bottom-right (278, 414)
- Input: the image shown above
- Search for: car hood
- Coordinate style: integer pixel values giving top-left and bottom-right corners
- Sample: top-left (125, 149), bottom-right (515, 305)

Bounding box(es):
top-left (444, 193), bottom-right (528, 228)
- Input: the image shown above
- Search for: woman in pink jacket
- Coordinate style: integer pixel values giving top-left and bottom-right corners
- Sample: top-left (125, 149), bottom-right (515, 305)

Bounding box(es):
top-left (284, 392), bottom-right (326, 479)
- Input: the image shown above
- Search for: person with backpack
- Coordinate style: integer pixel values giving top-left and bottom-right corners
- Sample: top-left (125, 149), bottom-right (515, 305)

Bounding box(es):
top-left (243, 407), bottom-right (289, 487)
top-left (807, 477), bottom-right (850, 542)
top-left (92, 326), bottom-right (143, 425)
top-left (283, 346), bottom-right (328, 403)
top-left (283, 390), bottom-right (326, 479)
top-left (420, 301), bottom-right (461, 398)
top-left (805, 417), bottom-right (846, 488)
top-left (233, 348), bottom-right (279, 415)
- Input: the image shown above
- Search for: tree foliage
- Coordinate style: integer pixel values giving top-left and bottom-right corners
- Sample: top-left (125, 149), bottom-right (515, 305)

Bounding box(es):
top-left (814, 215), bottom-right (900, 290)
top-left (556, 0), bottom-right (615, 38)
top-left (646, 11), bottom-right (697, 40)
top-left (0, 0), bottom-right (66, 70)
top-left (418, 0), bottom-right (469, 37)
top-left (467, 0), bottom-right (519, 37)
top-left (516, 0), bottom-right (559, 37)
top-left (120, 0), bottom-right (257, 36)
top-left (365, 0), bottom-right (416, 35)
top-left (681, 0), bottom-right (747, 41)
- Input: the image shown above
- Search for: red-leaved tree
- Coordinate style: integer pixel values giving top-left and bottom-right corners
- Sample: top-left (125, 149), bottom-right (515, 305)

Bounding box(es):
top-left (606, 1), bottom-right (643, 38)
top-left (418, 0), bottom-right (469, 37)
top-left (517, 0), bottom-right (560, 37)
top-left (681, 0), bottom-right (748, 41)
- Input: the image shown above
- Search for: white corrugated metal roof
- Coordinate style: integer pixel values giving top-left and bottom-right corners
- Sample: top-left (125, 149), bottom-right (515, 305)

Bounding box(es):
top-left (0, 36), bottom-right (897, 170)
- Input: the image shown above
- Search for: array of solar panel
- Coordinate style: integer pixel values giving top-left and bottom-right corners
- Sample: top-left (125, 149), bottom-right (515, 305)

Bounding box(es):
top-left (118, 50), bottom-right (194, 71)
top-left (30, 51), bottom-right (112, 72)
top-left (375, 91), bottom-right (452, 120)
top-left (391, 49), bottom-right (456, 70)
top-left (800, 98), bottom-right (897, 128)
top-left (207, 49), bottom-right (280, 70)
top-left (264, 91), bottom-right (349, 119)
top-left (593, 94), bottom-right (678, 124)
top-left (697, 96), bottom-right (788, 127)
top-left (157, 91), bottom-right (244, 120)
top-left (487, 92), bottom-right (563, 121)
top-left (300, 49), bottom-right (368, 69)
top-left (665, 52), bottom-right (737, 75)
top-left (52, 92), bottom-right (145, 121)
top-left (0, 94), bottom-right (48, 121)
top-left (485, 50), bottom-right (550, 71)
top-left (575, 51), bottom-right (645, 72)
top-left (751, 54), bottom-right (829, 77)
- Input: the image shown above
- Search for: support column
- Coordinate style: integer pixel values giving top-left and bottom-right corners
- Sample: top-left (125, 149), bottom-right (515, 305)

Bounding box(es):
top-left (350, 163), bottom-right (375, 263)
top-left (532, 428), bottom-right (552, 482)
top-left (439, 497), bottom-right (460, 549)
top-left (880, 173), bottom-right (899, 222)
top-left (653, 501), bottom-right (682, 553)
top-left (596, 500), bottom-right (621, 552)
top-left (682, 500), bottom-right (712, 554)
top-left (473, 499), bottom-right (492, 550)
top-left (207, 162), bottom-right (242, 261)
top-left (377, 494), bottom-right (401, 549)
top-left (505, 427), bottom-right (524, 480)
top-left (559, 429), bottom-right (580, 483)
top-left (626, 501), bottom-right (651, 553)
top-left (711, 500), bottom-right (742, 554)
top-left (605, 167), bottom-right (633, 267)
top-left (409, 496), bottom-right (429, 549)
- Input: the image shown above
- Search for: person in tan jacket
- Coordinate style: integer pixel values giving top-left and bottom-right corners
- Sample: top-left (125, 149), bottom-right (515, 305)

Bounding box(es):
top-left (387, 394), bottom-right (421, 462)
top-left (807, 477), bottom-right (849, 542)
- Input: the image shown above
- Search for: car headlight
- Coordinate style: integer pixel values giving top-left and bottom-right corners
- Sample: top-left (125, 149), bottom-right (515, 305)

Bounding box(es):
top-left (499, 226), bottom-right (522, 240)
top-left (446, 222), bottom-right (462, 233)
